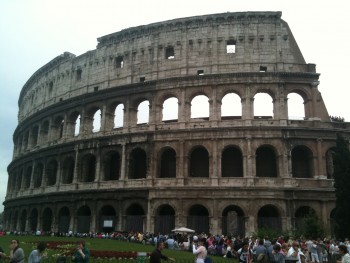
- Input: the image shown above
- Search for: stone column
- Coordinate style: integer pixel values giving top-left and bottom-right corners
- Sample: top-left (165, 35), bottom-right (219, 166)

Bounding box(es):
top-left (73, 146), bottom-right (79, 184)
top-left (316, 138), bottom-right (324, 177)
top-left (95, 146), bottom-right (102, 182)
top-left (120, 143), bottom-right (126, 180)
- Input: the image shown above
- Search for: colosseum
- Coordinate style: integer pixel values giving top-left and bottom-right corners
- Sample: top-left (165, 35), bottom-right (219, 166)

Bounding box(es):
top-left (4, 11), bottom-right (350, 236)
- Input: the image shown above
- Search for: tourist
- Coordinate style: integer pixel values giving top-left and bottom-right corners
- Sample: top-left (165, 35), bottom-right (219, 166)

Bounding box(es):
top-left (150, 242), bottom-right (175, 263)
top-left (72, 240), bottom-right (90, 263)
top-left (193, 238), bottom-right (208, 263)
top-left (9, 240), bottom-right (24, 263)
top-left (28, 241), bottom-right (47, 263)
top-left (237, 242), bottom-right (253, 263)
top-left (337, 245), bottom-right (350, 263)
top-left (273, 244), bottom-right (286, 263)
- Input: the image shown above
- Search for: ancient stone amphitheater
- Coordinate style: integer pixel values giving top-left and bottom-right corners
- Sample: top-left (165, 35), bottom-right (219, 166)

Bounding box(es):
top-left (4, 11), bottom-right (350, 236)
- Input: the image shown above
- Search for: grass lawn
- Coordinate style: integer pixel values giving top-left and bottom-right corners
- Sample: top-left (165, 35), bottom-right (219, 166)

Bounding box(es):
top-left (0, 235), bottom-right (237, 263)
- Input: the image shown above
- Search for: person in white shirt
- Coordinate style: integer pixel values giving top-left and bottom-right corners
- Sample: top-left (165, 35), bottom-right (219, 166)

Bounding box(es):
top-left (193, 238), bottom-right (207, 263)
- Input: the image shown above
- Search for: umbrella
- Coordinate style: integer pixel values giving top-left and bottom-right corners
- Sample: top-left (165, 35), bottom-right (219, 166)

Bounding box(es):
top-left (171, 227), bottom-right (195, 233)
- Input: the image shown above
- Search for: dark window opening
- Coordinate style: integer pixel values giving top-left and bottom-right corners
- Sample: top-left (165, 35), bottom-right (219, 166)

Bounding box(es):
top-left (226, 40), bottom-right (236, 53)
top-left (165, 46), bottom-right (175, 59)
top-left (115, 56), bottom-right (124, 68)
top-left (197, 70), bottom-right (204, 76)
top-left (76, 69), bottom-right (82, 80)
top-left (94, 86), bottom-right (99, 92)
top-left (260, 66), bottom-right (267, 72)
top-left (140, 77), bottom-right (146, 82)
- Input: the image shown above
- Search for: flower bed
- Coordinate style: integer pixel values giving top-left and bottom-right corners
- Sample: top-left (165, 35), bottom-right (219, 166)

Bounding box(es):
top-left (33, 241), bottom-right (144, 259)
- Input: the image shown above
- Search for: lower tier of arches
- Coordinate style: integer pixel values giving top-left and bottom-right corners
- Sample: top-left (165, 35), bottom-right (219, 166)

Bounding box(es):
top-left (3, 188), bottom-right (336, 237)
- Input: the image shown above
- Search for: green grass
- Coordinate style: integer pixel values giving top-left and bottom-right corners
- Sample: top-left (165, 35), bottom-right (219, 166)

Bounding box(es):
top-left (0, 235), bottom-right (237, 263)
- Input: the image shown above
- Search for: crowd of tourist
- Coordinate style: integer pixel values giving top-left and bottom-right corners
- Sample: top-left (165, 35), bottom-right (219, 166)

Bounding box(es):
top-left (2, 230), bottom-right (350, 263)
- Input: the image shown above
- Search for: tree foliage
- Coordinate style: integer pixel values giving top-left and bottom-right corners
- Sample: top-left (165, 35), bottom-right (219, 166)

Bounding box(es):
top-left (333, 133), bottom-right (350, 239)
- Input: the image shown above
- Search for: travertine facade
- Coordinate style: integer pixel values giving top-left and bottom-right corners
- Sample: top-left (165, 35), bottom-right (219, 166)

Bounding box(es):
top-left (4, 12), bottom-right (350, 236)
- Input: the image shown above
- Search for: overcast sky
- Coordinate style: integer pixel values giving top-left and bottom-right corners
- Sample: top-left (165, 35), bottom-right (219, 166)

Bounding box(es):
top-left (1, 0), bottom-right (349, 212)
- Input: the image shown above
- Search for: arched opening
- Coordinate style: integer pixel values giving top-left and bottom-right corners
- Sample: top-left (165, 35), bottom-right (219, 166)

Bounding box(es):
top-left (125, 204), bottom-right (145, 232)
top-left (288, 92), bottom-right (305, 120)
top-left (162, 97), bottom-right (178, 122)
top-left (292, 146), bottom-right (313, 178)
top-left (30, 126), bottom-right (39, 147)
top-left (128, 148), bottom-right (147, 179)
top-left (29, 209), bottom-right (38, 231)
top-left (154, 204), bottom-right (175, 234)
top-left (99, 205), bottom-right (116, 232)
top-left (40, 120), bottom-right (49, 143)
top-left (254, 93), bottom-right (273, 119)
top-left (80, 154), bottom-right (96, 182)
top-left (221, 93), bottom-right (242, 118)
top-left (46, 159), bottom-right (58, 186)
top-left (187, 204), bottom-right (209, 234)
top-left (74, 114), bottom-right (81, 136)
top-left (257, 205), bottom-right (281, 231)
top-left (222, 146), bottom-right (243, 177)
top-left (103, 151), bottom-right (120, 181)
top-left (58, 207), bottom-right (70, 233)
top-left (191, 95), bottom-right (209, 119)
top-left (62, 157), bottom-right (74, 184)
top-left (33, 162), bottom-right (44, 188)
top-left (189, 147), bottom-right (209, 177)
top-left (114, 104), bottom-right (124, 128)
top-left (77, 205), bottom-right (91, 233)
top-left (159, 148), bottom-right (176, 178)
top-left (256, 146), bottom-right (278, 177)
top-left (326, 148), bottom-right (336, 179)
top-left (137, 100), bottom-right (149, 124)
top-left (222, 205), bottom-right (245, 236)
top-left (42, 207), bottom-right (53, 232)
top-left (92, 109), bottom-right (102, 133)
top-left (24, 165), bottom-right (32, 189)
top-left (20, 210), bottom-right (27, 232)
top-left (294, 206), bottom-right (316, 230)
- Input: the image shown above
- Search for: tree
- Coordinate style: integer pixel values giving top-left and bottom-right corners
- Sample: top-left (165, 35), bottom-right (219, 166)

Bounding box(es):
top-left (333, 133), bottom-right (350, 239)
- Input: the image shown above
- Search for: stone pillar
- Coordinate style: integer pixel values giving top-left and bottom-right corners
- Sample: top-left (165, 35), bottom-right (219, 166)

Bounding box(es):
top-left (146, 199), bottom-right (152, 233)
top-left (90, 202), bottom-right (97, 233)
top-left (73, 146), bottom-right (79, 184)
top-left (95, 146), bottom-right (102, 182)
top-left (316, 138), bottom-right (324, 177)
top-left (120, 143), bottom-right (126, 180)
top-left (244, 136), bottom-right (253, 177)
top-left (211, 139), bottom-right (219, 186)
top-left (242, 85), bottom-right (253, 123)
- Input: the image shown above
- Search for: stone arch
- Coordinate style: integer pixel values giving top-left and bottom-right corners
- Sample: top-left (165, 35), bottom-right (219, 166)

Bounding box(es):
top-left (221, 92), bottom-right (242, 118)
top-left (29, 208), bottom-right (39, 231)
top-left (24, 165), bottom-right (32, 189)
top-left (42, 207), bottom-right (53, 232)
top-left (154, 204), bottom-right (176, 234)
top-left (125, 203), bottom-right (145, 232)
top-left (99, 205), bottom-right (117, 232)
top-left (52, 115), bottom-right (64, 140)
top-left (330, 208), bottom-right (336, 238)
top-left (33, 162), bottom-right (44, 188)
top-left (137, 100), bottom-right (150, 124)
top-left (189, 146), bottom-right (209, 178)
top-left (40, 120), bottom-right (50, 144)
top-left (46, 159), bottom-right (58, 186)
top-left (58, 206), bottom-right (70, 233)
top-left (67, 111), bottom-right (81, 137)
top-left (191, 94), bottom-right (209, 119)
top-left (128, 148), bottom-right (147, 179)
top-left (13, 210), bottom-right (18, 231)
top-left (187, 204), bottom-right (210, 234)
top-left (294, 206), bottom-right (316, 231)
top-left (62, 156), bottom-right (74, 184)
top-left (16, 168), bottom-right (23, 191)
top-left (257, 204), bottom-right (281, 231)
top-left (222, 205), bottom-right (245, 236)
top-left (254, 91), bottom-right (274, 119)
top-left (30, 125), bottom-right (39, 147)
top-left (85, 105), bottom-right (102, 134)
top-left (221, 145), bottom-right (243, 177)
top-left (103, 151), bottom-right (120, 181)
top-left (287, 92), bottom-right (305, 120)
top-left (291, 145), bottom-right (313, 178)
top-left (23, 130), bottom-right (29, 150)
top-left (256, 145), bottom-right (278, 177)
top-left (113, 103), bottom-right (125, 128)
top-left (162, 96), bottom-right (179, 122)
top-left (77, 205), bottom-right (91, 233)
top-left (325, 147), bottom-right (336, 179)
top-left (20, 210), bottom-right (27, 232)
top-left (80, 153), bottom-right (96, 182)
top-left (159, 147), bottom-right (177, 178)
